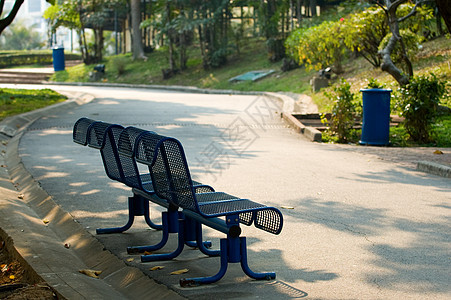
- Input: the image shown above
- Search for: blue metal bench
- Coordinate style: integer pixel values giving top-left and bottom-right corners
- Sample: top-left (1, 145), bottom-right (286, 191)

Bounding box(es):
top-left (73, 117), bottom-right (161, 233)
top-left (73, 118), bottom-right (217, 255)
top-left (134, 131), bottom-right (283, 287)
top-left (115, 125), bottom-right (217, 255)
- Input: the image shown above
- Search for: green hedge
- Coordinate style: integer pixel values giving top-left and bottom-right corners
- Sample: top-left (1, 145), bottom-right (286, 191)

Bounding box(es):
top-left (0, 51), bottom-right (81, 68)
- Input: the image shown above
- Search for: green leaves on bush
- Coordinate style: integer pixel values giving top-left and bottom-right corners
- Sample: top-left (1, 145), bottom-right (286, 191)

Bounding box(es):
top-left (397, 73), bottom-right (448, 143)
top-left (285, 20), bottom-right (346, 73)
top-left (285, 3), bottom-right (434, 73)
top-left (325, 79), bottom-right (359, 143)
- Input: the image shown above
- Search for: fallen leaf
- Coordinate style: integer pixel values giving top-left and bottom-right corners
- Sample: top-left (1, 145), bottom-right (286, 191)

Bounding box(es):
top-left (143, 251), bottom-right (152, 255)
top-left (126, 258), bottom-right (134, 262)
top-left (1, 264), bottom-right (8, 272)
top-left (170, 268), bottom-right (189, 275)
top-left (42, 219), bottom-right (50, 224)
top-left (434, 150), bottom-right (443, 155)
top-left (79, 269), bottom-right (102, 278)
top-left (281, 206), bottom-right (294, 209)
top-left (9, 275), bottom-right (15, 280)
top-left (150, 266), bottom-right (164, 271)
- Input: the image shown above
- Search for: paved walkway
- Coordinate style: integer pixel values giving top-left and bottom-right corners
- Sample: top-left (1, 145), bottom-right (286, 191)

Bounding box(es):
top-left (1, 84), bottom-right (450, 299)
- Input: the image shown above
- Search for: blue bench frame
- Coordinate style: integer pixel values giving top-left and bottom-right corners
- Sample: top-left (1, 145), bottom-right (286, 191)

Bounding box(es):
top-left (73, 118), bottom-right (216, 255)
top-left (73, 118), bottom-right (283, 287)
top-left (134, 131), bottom-right (283, 286)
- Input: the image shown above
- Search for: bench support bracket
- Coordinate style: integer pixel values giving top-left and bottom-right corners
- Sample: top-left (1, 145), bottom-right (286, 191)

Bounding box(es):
top-left (96, 194), bottom-right (162, 234)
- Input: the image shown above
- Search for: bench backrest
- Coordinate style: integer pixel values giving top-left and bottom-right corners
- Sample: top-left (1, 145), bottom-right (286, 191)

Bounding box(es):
top-left (73, 117), bottom-right (126, 183)
top-left (135, 132), bottom-right (197, 211)
top-left (88, 121), bottom-right (125, 182)
top-left (73, 117), bottom-right (97, 146)
top-left (116, 126), bottom-right (152, 190)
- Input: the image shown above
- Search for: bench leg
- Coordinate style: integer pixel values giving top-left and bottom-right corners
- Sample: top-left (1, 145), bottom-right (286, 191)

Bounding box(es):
top-left (194, 221), bottom-right (220, 257)
top-left (96, 194), bottom-right (162, 234)
top-left (179, 236), bottom-right (275, 287)
top-left (140, 218), bottom-right (185, 262)
top-left (239, 237), bottom-right (276, 280)
top-left (180, 238), bottom-right (229, 287)
top-left (183, 217), bottom-right (215, 254)
top-left (126, 212), bottom-right (170, 254)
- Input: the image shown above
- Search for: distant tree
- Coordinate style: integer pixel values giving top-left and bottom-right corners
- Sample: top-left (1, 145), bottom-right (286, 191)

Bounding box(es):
top-left (0, 1), bottom-right (55, 36)
top-left (131, 0), bottom-right (146, 60)
top-left (0, 20), bottom-right (44, 50)
top-left (45, 0), bottom-right (124, 64)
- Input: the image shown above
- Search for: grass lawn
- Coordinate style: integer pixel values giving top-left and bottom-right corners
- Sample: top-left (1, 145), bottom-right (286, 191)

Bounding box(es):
top-left (0, 88), bottom-right (67, 121)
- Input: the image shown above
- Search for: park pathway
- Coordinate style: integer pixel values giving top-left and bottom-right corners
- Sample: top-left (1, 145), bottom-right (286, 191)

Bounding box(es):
top-left (10, 84), bottom-right (451, 299)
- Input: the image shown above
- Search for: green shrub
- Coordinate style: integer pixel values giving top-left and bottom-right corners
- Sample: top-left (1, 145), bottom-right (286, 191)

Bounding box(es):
top-left (0, 50), bottom-right (81, 68)
top-left (397, 73), bottom-right (448, 143)
top-left (110, 56), bottom-right (128, 76)
top-left (325, 78), bottom-right (359, 142)
top-left (366, 77), bottom-right (385, 89)
top-left (285, 20), bottom-right (347, 73)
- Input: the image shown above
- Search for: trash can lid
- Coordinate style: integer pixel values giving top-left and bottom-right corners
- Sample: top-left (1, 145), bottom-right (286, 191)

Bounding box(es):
top-left (52, 45), bottom-right (64, 50)
top-left (360, 88), bottom-right (392, 93)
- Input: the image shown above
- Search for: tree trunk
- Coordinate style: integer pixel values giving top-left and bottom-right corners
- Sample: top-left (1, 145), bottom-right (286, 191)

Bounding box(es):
top-left (435, 0), bottom-right (451, 33)
top-left (379, 1), bottom-right (411, 86)
top-left (131, 0), bottom-right (146, 60)
top-left (166, 1), bottom-right (176, 71)
top-left (0, 0), bottom-right (24, 35)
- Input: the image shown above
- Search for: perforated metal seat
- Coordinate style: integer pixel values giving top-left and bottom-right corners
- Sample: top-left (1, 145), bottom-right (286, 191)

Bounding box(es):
top-left (135, 131), bottom-right (283, 235)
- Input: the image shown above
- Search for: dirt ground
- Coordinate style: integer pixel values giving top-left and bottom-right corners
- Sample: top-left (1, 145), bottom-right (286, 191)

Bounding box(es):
top-left (0, 230), bottom-right (60, 299)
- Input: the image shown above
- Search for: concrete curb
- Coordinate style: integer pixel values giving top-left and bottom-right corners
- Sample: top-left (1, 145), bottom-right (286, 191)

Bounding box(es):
top-left (0, 96), bottom-right (184, 299)
top-left (281, 112), bottom-right (322, 142)
top-left (417, 161), bottom-right (451, 178)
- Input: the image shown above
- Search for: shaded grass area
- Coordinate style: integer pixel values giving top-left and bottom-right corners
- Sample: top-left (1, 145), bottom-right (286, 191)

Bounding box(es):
top-left (390, 115), bottom-right (451, 147)
top-left (322, 115), bottom-right (451, 147)
top-left (52, 38), bottom-right (314, 95)
top-left (0, 88), bottom-right (67, 121)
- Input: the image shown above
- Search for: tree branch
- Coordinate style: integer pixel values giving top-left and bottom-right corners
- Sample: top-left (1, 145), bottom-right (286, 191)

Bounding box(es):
top-left (0, 0), bottom-right (24, 35)
top-left (0, 0), bottom-right (5, 17)
top-left (398, 1), bottom-right (419, 22)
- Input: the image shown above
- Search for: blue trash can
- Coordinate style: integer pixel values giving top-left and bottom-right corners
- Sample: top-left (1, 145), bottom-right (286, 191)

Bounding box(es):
top-left (52, 46), bottom-right (65, 71)
top-left (360, 89), bottom-right (392, 145)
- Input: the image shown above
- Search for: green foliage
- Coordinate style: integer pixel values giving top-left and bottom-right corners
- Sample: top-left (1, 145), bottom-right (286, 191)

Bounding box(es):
top-left (0, 50), bottom-right (81, 68)
top-left (0, 20), bottom-right (44, 50)
top-left (379, 29), bottom-right (423, 73)
top-left (396, 73), bottom-right (448, 143)
top-left (110, 56), bottom-right (128, 75)
top-left (366, 77), bottom-right (385, 89)
top-left (0, 88), bottom-right (67, 120)
top-left (287, 2), bottom-right (435, 74)
top-left (285, 20), bottom-right (347, 73)
top-left (342, 6), bottom-right (387, 67)
top-left (325, 79), bottom-right (359, 142)
top-left (390, 114), bottom-right (451, 147)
